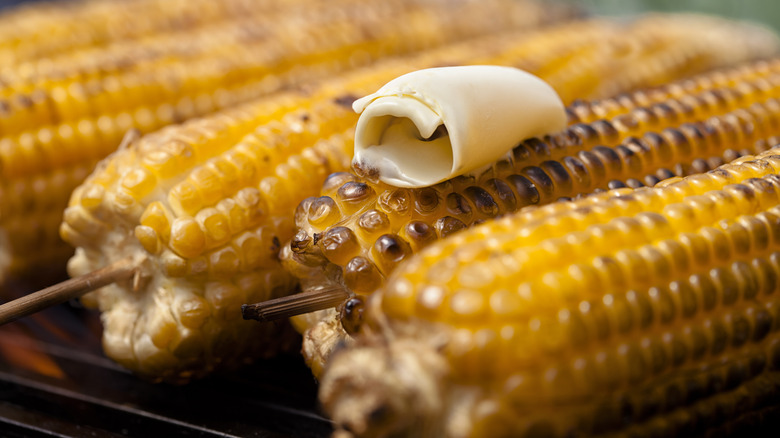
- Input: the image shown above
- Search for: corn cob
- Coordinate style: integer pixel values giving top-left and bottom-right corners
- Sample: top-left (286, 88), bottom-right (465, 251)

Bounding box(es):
top-left (0, 0), bottom-right (571, 282)
top-left (58, 14), bottom-right (779, 382)
top-left (320, 146), bottom-right (780, 437)
top-left (282, 58), bottom-right (780, 378)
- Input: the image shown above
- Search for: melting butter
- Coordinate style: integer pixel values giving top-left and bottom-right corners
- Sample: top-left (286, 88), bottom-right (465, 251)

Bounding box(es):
top-left (352, 66), bottom-right (567, 188)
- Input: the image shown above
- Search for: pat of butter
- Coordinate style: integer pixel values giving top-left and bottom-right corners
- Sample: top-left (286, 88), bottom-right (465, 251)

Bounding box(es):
top-left (352, 66), bottom-right (567, 187)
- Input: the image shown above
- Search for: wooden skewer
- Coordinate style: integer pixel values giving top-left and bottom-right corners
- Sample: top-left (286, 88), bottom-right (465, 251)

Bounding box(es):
top-left (0, 131), bottom-right (145, 327)
top-left (242, 286), bottom-right (349, 322)
top-left (0, 257), bottom-right (138, 326)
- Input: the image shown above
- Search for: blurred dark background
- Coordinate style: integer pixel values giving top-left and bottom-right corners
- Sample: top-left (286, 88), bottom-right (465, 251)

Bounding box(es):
top-left (0, 0), bottom-right (45, 9)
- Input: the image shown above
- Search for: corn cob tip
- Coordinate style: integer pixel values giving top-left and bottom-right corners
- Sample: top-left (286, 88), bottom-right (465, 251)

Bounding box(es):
top-left (352, 66), bottom-right (566, 188)
top-left (321, 339), bottom-right (449, 438)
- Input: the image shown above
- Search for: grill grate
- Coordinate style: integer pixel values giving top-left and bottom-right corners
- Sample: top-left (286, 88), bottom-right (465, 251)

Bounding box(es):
top-left (0, 302), bottom-right (331, 438)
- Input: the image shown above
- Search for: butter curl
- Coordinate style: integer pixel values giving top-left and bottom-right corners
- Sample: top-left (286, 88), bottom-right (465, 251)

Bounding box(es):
top-left (352, 66), bottom-right (567, 188)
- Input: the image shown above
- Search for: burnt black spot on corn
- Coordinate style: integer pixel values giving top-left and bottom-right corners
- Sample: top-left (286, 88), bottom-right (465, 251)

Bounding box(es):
top-left (320, 147), bottom-right (780, 438)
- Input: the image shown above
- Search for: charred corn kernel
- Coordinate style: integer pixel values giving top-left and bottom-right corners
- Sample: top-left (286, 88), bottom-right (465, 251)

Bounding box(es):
top-left (285, 56), bottom-right (780, 377)
top-left (3, 0), bottom-right (568, 283)
top-left (321, 147), bottom-right (780, 438)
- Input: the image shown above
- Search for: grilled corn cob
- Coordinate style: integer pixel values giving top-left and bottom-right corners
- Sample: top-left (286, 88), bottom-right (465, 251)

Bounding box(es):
top-left (60, 15), bottom-right (780, 381)
top-left (0, 0), bottom-right (570, 282)
top-left (283, 58), bottom-right (780, 378)
top-left (321, 146), bottom-right (780, 437)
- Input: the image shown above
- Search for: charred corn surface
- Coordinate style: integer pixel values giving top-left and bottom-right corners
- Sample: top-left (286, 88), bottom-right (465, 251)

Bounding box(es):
top-left (320, 148), bottom-right (780, 438)
top-left (0, 0), bottom-right (568, 282)
top-left (285, 57), bottom-right (780, 378)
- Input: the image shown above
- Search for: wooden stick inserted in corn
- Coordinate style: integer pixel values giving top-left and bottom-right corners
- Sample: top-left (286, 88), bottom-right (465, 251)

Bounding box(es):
top-left (0, 257), bottom-right (137, 325)
top-left (241, 286), bottom-right (350, 322)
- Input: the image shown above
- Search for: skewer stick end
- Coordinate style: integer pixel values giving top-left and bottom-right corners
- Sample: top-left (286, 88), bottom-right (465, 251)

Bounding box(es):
top-left (242, 285), bottom-right (350, 322)
top-left (0, 256), bottom-right (138, 326)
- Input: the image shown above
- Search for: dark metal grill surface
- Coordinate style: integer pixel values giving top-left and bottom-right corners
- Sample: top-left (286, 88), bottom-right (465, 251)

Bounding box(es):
top-left (0, 299), bottom-right (331, 438)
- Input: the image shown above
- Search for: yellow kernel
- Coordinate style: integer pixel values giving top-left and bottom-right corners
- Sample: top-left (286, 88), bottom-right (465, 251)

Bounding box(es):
top-left (169, 181), bottom-right (203, 216)
top-left (489, 289), bottom-right (525, 318)
top-left (259, 176), bottom-right (292, 214)
top-left (382, 277), bottom-right (415, 318)
top-left (223, 149), bottom-right (259, 187)
top-left (175, 296), bottom-right (211, 330)
top-left (148, 310), bottom-right (179, 350)
top-left (216, 198), bottom-right (246, 234)
top-left (62, 206), bottom-right (105, 237)
top-left (161, 251), bottom-right (189, 277)
top-left (451, 289), bottom-right (487, 320)
top-left (188, 256), bottom-right (209, 276)
top-left (189, 166), bottom-right (223, 207)
top-left (457, 263), bottom-right (496, 290)
top-left (233, 230), bottom-right (272, 270)
top-left (308, 197), bottom-right (342, 229)
top-left (318, 226), bottom-right (360, 266)
top-left (663, 203), bottom-right (701, 233)
top-left (120, 168), bottom-right (156, 200)
top-left (235, 187), bottom-right (266, 226)
top-left (170, 217), bottom-right (206, 259)
top-left (208, 158), bottom-right (240, 195)
top-left (344, 256), bottom-right (383, 294)
top-left (133, 106), bottom-right (157, 133)
top-left (205, 282), bottom-right (244, 320)
top-left (135, 225), bottom-right (161, 254)
top-left (208, 247), bottom-right (240, 277)
top-left (140, 201), bottom-right (173, 241)
top-left (142, 140), bottom-right (196, 180)
top-left (77, 118), bottom-right (101, 155)
top-left (79, 183), bottom-right (105, 210)
top-left (196, 208), bottom-right (231, 246)
top-left (112, 188), bottom-right (140, 217)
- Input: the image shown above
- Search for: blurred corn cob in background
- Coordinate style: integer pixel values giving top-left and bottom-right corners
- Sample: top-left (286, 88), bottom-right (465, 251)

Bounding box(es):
top-left (0, 0), bottom-right (573, 285)
top-left (282, 56), bottom-right (780, 378)
top-left (0, 0), bottom-right (392, 66)
top-left (321, 146), bottom-right (780, 437)
top-left (57, 14), bottom-right (780, 382)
